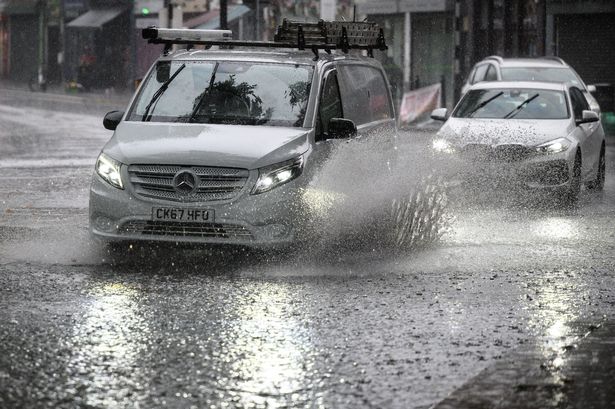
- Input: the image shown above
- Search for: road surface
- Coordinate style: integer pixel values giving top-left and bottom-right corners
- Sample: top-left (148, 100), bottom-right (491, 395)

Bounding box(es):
top-left (1, 92), bottom-right (614, 408)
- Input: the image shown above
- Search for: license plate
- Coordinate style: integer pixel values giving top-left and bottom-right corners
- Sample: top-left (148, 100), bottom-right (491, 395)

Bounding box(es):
top-left (152, 207), bottom-right (213, 223)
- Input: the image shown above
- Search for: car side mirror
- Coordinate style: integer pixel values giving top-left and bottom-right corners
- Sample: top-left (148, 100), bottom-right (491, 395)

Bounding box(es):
top-left (431, 108), bottom-right (448, 121)
top-left (103, 110), bottom-right (124, 130)
top-left (576, 110), bottom-right (599, 125)
top-left (328, 118), bottom-right (357, 139)
top-left (587, 84), bottom-right (597, 93)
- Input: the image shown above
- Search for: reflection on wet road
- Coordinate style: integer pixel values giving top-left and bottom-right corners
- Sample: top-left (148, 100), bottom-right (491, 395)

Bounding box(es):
top-left (1, 103), bottom-right (615, 408)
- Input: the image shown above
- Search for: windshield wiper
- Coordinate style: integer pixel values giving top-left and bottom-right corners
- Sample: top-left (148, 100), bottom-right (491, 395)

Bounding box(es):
top-left (189, 63), bottom-right (219, 123)
top-left (504, 93), bottom-right (540, 119)
top-left (142, 63), bottom-right (186, 122)
top-left (467, 91), bottom-right (504, 117)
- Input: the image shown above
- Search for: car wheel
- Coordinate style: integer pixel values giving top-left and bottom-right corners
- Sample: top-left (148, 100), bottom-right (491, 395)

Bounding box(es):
top-left (559, 151), bottom-right (582, 206)
top-left (586, 145), bottom-right (605, 191)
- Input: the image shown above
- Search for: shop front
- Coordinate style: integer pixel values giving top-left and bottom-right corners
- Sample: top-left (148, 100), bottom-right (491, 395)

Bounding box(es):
top-left (66, 0), bottom-right (131, 90)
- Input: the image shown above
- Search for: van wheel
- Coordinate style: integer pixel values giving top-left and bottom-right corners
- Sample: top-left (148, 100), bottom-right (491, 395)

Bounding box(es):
top-left (586, 145), bottom-right (605, 191)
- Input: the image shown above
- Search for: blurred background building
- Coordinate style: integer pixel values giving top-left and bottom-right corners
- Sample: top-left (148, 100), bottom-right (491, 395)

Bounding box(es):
top-left (0, 0), bottom-right (613, 114)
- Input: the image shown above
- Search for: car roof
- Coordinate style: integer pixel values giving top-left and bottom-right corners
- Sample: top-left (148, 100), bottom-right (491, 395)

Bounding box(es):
top-left (469, 81), bottom-right (569, 92)
top-left (157, 48), bottom-right (381, 67)
top-left (482, 57), bottom-right (569, 68)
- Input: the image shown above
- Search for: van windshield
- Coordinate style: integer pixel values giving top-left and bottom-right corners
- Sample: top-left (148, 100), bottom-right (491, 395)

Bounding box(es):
top-left (128, 61), bottom-right (313, 127)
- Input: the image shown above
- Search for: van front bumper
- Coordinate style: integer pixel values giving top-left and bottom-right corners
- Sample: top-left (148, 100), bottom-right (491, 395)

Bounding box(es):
top-left (89, 173), bottom-right (304, 247)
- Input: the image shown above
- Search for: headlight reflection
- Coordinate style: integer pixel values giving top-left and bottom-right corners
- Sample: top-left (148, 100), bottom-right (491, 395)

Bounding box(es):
top-left (533, 218), bottom-right (578, 240)
top-left (528, 273), bottom-right (589, 379)
top-left (68, 283), bottom-right (151, 407)
top-left (223, 285), bottom-right (318, 407)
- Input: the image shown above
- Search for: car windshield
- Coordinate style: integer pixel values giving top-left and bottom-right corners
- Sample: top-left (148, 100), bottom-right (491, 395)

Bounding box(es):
top-left (500, 67), bottom-right (584, 89)
top-left (128, 61), bottom-right (313, 127)
top-left (454, 88), bottom-right (570, 119)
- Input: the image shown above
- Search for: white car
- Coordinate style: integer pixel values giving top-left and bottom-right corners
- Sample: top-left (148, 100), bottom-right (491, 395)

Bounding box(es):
top-left (460, 56), bottom-right (600, 115)
top-left (431, 81), bottom-right (606, 204)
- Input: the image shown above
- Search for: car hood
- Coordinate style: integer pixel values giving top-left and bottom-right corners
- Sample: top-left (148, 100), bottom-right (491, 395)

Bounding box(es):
top-left (103, 122), bottom-right (311, 169)
top-left (437, 118), bottom-right (573, 147)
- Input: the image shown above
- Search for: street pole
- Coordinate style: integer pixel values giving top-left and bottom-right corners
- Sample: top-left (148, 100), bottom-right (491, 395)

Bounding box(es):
top-left (256, 0), bottom-right (260, 40)
top-left (129, 1), bottom-right (136, 89)
top-left (59, 0), bottom-right (65, 86)
top-left (403, 11), bottom-right (410, 91)
top-left (220, 0), bottom-right (228, 30)
top-left (37, 0), bottom-right (47, 91)
top-left (167, 0), bottom-right (173, 28)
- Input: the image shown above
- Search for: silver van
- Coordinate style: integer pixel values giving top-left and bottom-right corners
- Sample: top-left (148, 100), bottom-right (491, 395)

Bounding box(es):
top-left (89, 23), bottom-right (397, 247)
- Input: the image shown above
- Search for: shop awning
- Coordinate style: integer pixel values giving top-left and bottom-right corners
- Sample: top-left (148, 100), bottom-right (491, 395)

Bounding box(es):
top-left (0, 0), bottom-right (38, 15)
top-left (67, 7), bottom-right (126, 28)
top-left (185, 5), bottom-right (250, 30)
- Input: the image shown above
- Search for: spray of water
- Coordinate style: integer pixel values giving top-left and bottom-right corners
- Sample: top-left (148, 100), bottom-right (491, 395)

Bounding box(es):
top-left (296, 130), bottom-right (451, 254)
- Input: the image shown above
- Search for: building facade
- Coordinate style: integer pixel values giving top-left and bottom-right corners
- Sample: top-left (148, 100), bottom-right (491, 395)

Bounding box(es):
top-left (357, 0), bottom-right (455, 108)
top-left (455, 0), bottom-right (615, 110)
top-left (1, 0), bottom-right (613, 113)
top-left (0, 0), bottom-right (41, 83)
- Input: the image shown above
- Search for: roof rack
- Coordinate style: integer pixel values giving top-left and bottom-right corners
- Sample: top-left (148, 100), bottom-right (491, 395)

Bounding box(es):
top-left (484, 55), bottom-right (504, 64)
top-left (542, 56), bottom-right (566, 65)
top-left (143, 19), bottom-right (387, 59)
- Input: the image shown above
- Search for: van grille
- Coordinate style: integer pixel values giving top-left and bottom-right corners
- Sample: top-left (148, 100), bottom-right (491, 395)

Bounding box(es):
top-left (128, 165), bottom-right (249, 202)
top-left (120, 220), bottom-right (253, 240)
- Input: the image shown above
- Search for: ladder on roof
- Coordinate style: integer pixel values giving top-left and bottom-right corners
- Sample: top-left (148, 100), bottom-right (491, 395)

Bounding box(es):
top-left (142, 19), bottom-right (387, 58)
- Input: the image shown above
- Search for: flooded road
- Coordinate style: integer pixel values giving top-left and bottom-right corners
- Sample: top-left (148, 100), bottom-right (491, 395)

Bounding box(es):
top-left (1, 98), bottom-right (614, 408)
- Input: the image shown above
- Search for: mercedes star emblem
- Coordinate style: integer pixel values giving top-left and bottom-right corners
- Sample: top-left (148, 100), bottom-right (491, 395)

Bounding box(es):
top-left (173, 170), bottom-right (198, 195)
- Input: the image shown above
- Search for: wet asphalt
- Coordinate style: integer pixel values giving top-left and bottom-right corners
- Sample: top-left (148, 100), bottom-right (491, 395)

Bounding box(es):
top-left (1, 90), bottom-right (615, 408)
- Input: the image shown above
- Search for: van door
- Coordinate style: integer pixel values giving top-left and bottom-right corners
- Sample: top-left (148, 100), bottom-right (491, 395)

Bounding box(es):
top-left (306, 67), bottom-right (348, 179)
top-left (336, 64), bottom-right (396, 137)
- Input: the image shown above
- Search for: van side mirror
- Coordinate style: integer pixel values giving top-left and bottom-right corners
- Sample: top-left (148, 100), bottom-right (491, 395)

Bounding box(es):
top-left (587, 84), bottom-right (597, 93)
top-left (431, 108), bottom-right (448, 121)
top-left (328, 118), bottom-right (357, 139)
top-left (576, 110), bottom-right (599, 125)
top-left (103, 110), bottom-right (124, 130)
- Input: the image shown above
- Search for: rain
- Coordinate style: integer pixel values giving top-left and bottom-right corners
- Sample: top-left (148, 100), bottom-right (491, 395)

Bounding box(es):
top-left (1, 1), bottom-right (615, 408)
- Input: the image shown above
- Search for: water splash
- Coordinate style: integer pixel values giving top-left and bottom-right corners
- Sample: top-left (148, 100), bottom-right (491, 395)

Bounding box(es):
top-left (298, 131), bottom-right (450, 253)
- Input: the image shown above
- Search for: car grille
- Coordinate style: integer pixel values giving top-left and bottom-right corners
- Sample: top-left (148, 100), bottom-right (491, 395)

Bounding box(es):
top-left (525, 160), bottom-right (570, 185)
top-left (128, 165), bottom-right (249, 202)
top-left (119, 220), bottom-right (253, 240)
top-left (460, 144), bottom-right (533, 162)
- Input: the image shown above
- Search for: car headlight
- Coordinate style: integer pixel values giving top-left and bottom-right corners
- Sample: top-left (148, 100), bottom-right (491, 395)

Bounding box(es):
top-left (432, 138), bottom-right (456, 154)
top-left (252, 156), bottom-right (304, 195)
top-left (95, 153), bottom-right (124, 189)
top-left (535, 138), bottom-right (571, 155)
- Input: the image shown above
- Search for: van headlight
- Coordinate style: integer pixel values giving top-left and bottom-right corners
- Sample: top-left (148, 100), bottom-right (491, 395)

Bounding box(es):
top-left (535, 138), bottom-right (571, 155)
top-left (95, 153), bottom-right (124, 189)
top-left (252, 156), bottom-right (304, 195)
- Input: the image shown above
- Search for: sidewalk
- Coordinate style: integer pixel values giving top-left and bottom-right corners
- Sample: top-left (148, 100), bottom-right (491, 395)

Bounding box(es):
top-left (432, 320), bottom-right (615, 409)
top-left (0, 80), bottom-right (132, 116)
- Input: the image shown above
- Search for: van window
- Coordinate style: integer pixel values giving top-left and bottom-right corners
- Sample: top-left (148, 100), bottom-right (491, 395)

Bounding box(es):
top-left (337, 65), bottom-right (392, 125)
top-left (318, 70), bottom-right (343, 136)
